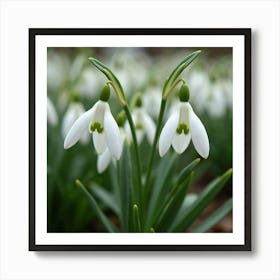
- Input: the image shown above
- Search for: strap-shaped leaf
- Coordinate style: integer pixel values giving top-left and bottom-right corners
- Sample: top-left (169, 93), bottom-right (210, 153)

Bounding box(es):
top-left (117, 141), bottom-right (132, 232)
top-left (171, 194), bottom-right (198, 227)
top-left (88, 57), bottom-right (126, 105)
top-left (109, 163), bottom-right (121, 211)
top-left (75, 179), bottom-right (119, 233)
top-left (177, 158), bottom-right (200, 185)
top-left (163, 50), bottom-right (201, 99)
top-left (192, 198), bottom-right (233, 233)
top-left (152, 158), bottom-right (200, 230)
top-left (90, 184), bottom-right (119, 216)
top-left (145, 153), bottom-right (177, 229)
top-left (155, 172), bottom-right (194, 232)
top-left (170, 168), bottom-right (232, 232)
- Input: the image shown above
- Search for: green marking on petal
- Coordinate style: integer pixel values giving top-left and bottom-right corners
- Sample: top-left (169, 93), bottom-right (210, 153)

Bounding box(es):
top-left (89, 122), bottom-right (104, 133)
top-left (176, 123), bottom-right (189, 135)
top-left (135, 123), bottom-right (143, 130)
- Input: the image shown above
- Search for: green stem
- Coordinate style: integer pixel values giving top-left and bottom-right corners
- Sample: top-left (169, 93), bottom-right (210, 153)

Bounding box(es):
top-left (143, 99), bottom-right (167, 205)
top-left (123, 105), bottom-right (142, 203)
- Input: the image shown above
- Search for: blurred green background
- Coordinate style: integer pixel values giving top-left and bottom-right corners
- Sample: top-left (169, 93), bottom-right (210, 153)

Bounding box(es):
top-left (47, 47), bottom-right (232, 232)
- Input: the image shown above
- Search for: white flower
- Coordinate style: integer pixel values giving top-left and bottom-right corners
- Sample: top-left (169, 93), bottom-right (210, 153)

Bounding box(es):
top-left (64, 100), bottom-right (122, 160)
top-left (47, 97), bottom-right (58, 126)
top-left (142, 86), bottom-right (162, 118)
top-left (125, 107), bottom-right (155, 145)
top-left (62, 102), bottom-right (88, 144)
top-left (159, 102), bottom-right (209, 158)
top-left (97, 129), bottom-right (127, 173)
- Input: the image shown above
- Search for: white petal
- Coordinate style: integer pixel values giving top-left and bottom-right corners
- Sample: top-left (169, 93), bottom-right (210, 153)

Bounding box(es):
top-left (158, 111), bottom-right (179, 157)
top-left (97, 149), bottom-right (112, 173)
top-left (136, 129), bottom-right (144, 144)
top-left (47, 97), bottom-right (58, 126)
top-left (92, 100), bottom-right (106, 123)
top-left (92, 132), bottom-right (107, 154)
top-left (142, 111), bottom-right (156, 145)
top-left (62, 103), bottom-right (85, 138)
top-left (63, 108), bottom-right (93, 149)
top-left (172, 132), bottom-right (191, 154)
top-left (104, 109), bottom-right (122, 160)
top-left (188, 104), bottom-right (210, 158)
top-left (62, 107), bottom-right (76, 138)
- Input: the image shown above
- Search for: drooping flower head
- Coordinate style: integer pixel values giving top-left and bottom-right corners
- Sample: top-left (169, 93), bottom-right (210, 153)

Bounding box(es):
top-left (125, 94), bottom-right (155, 145)
top-left (97, 111), bottom-right (128, 173)
top-left (64, 85), bottom-right (122, 160)
top-left (159, 84), bottom-right (209, 158)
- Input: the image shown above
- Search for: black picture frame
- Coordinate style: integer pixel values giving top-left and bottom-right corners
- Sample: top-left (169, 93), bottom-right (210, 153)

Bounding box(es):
top-left (29, 28), bottom-right (251, 251)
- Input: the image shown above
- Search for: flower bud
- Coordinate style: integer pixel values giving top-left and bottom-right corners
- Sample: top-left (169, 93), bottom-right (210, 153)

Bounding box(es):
top-left (179, 84), bottom-right (190, 102)
top-left (135, 95), bottom-right (142, 107)
top-left (116, 111), bottom-right (126, 127)
top-left (99, 84), bottom-right (110, 102)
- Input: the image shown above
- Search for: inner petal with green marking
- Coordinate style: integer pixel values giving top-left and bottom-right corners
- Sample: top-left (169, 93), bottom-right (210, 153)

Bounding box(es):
top-left (89, 122), bottom-right (104, 133)
top-left (176, 123), bottom-right (189, 135)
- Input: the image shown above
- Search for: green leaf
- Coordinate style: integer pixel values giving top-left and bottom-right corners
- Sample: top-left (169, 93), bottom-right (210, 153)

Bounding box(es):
top-left (155, 172), bottom-right (194, 232)
top-left (177, 158), bottom-right (200, 185)
top-left (145, 153), bottom-right (177, 229)
top-left (117, 141), bottom-right (132, 232)
top-left (192, 198), bottom-right (233, 233)
top-left (172, 193), bottom-right (198, 226)
top-left (88, 57), bottom-right (126, 105)
top-left (170, 168), bottom-right (232, 232)
top-left (75, 179), bottom-right (119, 233)
top-left (90, 184), bottom-right (119, 216)
top-left (163, 50), bottom-right (201, 99)
top-left (109, 163), bottom-right (121, 210)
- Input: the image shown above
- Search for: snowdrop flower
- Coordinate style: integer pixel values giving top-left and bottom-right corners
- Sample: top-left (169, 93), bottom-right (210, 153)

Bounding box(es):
top-left (64, 85), bottom-right (122, 160)
top-left (62, 101), bottom-right (88, 144)
top-left (97, 125), bottom-right (127, 173)
top-left (188, 70), bottom-right (211, 113)
top-left (159, 85), bottom-right (209, 158)
top-left (47, 97), bottom-right (58, 126)
top-left (125, 95), bottom-right (155, 145)
top-left (109, 49), bottom-right (149, 96)
top-left (142, 85), bottom-right (162, 118)
top-left (206, 80), bottom-right (232, 117)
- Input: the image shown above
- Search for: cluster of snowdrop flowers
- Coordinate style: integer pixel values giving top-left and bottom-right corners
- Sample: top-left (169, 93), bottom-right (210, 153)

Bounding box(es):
top-left (64, 85), bottom-right (123, 165)
top-left (188, 67), bottom-right (232, 118)
top-left (109, 49), bottom-right (150, 97)
top-left (159, 85), bottom-right (209, 159)
top-left (63, 51), bottom-right (210, 177)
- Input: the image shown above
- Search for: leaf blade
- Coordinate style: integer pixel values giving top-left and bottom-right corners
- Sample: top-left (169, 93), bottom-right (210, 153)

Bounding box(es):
top-left (192, 198), bottom-right (233, 233)
top-left (90, 184), bottom-right (119, 216)
top-left (170, 168), bottom-right (232, 232)
top-left (155, 172), bottom-right (194, 232)
top-left (75, 179), bottom-right (119, 233)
